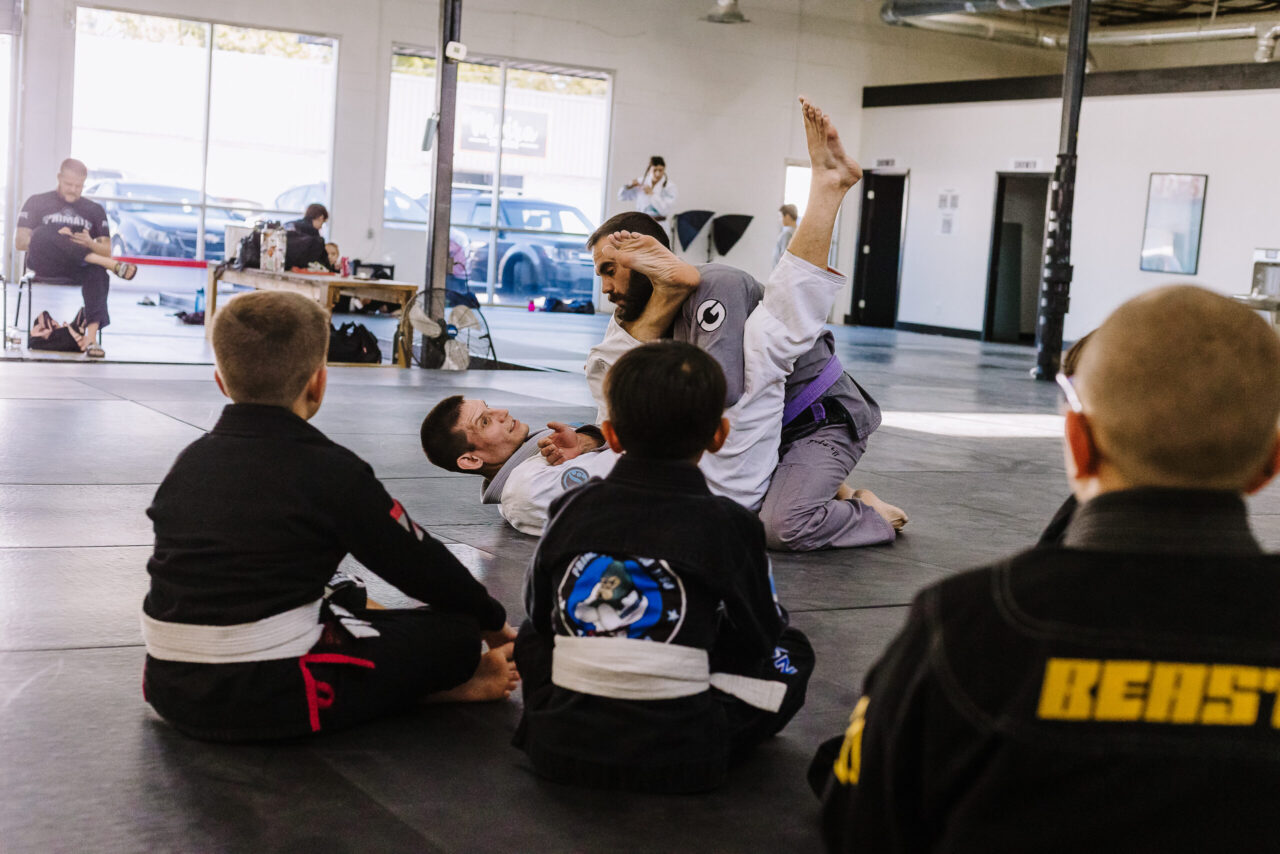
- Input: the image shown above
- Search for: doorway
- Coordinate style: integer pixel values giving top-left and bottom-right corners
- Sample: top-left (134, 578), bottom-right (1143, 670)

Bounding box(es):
top-left (848, 171), bottom-right (907, 327)
top-left (984, 173), bottom-right (1050, 344)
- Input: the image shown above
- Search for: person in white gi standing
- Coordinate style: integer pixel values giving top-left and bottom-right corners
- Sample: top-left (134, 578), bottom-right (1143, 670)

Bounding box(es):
top-left (618, 156), bottom-right (678, 222)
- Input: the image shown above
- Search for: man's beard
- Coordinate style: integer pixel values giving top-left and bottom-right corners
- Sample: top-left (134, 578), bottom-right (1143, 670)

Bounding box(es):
top-left (613, 271), bottom-right (654, 324)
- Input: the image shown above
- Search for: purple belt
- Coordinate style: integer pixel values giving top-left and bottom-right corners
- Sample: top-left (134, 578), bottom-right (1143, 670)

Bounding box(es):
top-left (782, 355), bottom-right (843, 426)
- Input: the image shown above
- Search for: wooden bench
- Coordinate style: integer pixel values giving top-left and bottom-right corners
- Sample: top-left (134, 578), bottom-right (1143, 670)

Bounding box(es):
top-left (207, 266), bottom-right (420, 367)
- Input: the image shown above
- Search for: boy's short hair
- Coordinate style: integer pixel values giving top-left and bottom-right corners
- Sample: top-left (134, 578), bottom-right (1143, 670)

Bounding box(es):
top-left (212, 291), bottom-right (329, 407)
top-left (421, 395), bottom-right (472, 472)
top-left (587, 211), bottom-right (671, 251)
top-left (304, 203), bottom-right (329, 222)
top-left (605, 341), bottom-right (726, 460)
top-left (779, 204), bottom-right (798, 220)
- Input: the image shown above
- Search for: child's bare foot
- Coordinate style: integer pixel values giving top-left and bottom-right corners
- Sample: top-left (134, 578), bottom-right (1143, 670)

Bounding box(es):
top-left (607, 230), bottom-right (700, 290)
top-left (853, 488), bottom-right (909, 531)
top-left (835, 482), bottom-right (855, 501)
top-left (799, 97), bottom-right (862, 192)
top-left (424, 643), bottom-right (519, 703)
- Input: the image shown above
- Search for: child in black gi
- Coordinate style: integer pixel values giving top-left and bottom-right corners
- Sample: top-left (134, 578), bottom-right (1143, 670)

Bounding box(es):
top-left (514, 340), bottom-right (814, 793)
top-left (141, 290), bottom-right (517, 741)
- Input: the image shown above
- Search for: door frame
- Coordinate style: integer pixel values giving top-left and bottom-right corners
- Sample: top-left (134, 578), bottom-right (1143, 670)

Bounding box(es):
top-left (982, 171), bottom-right (1052, 343)
top-left (847, 168), bottom-right (910, 326)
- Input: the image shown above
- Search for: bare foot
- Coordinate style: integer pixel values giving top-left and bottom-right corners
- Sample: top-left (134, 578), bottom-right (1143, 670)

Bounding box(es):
top-left (853, 488), bottom-right (909, 532)
top-left (835, 482), bottom-right (855, 501)
top-left (424, 643), bottom-right (520, 704)
top-left (606, 230), bottom-right (700, 290)
top-left (799, 97), bottom-right (862, 192)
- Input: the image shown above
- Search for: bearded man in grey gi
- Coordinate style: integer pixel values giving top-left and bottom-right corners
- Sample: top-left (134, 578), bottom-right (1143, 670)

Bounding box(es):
top-left (577, 214), bottom-right (907, 552)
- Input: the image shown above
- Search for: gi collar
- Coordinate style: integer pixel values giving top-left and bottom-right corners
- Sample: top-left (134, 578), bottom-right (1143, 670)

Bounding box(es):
top-left (481, 427), bottom-right (552, 505)
top-left (1062, 488), bottom-right (1260, 556)
top-left (211, 403), bottom-right (327, 441)
top-left (607, 455), bottom-right (711, 496)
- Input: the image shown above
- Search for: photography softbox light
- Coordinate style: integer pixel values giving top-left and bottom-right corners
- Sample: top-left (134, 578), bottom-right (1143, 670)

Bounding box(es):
top-left (712, 214), bottom-right (753, 256)
top-left (674, 210), bottom-right (715, 252)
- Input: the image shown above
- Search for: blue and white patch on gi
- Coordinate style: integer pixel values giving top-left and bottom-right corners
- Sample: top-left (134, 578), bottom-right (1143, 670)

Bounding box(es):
top-left (772, 646), bottom-right (799, 675)
top-left (696, 298), bottom-right (727, 332)
top-left (560, 466), bottom-right (591, 491)
top-left (557, 553), bottom-right (686, 641)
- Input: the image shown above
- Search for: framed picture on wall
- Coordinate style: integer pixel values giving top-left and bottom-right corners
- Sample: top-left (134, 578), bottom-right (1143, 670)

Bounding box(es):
top-left (1139, 173), bottom-right (1207, 275)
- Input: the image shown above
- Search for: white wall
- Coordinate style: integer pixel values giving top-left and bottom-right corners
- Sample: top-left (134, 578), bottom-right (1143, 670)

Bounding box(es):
top-left (861, 87), bottom-right (1280, 339)
top-left (14, 0), bottom-right (1060, 313)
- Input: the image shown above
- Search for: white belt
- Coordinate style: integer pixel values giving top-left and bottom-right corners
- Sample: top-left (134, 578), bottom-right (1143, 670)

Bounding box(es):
top-left (141, 599), bottom-right (324, 664)
top-left (552, 635), bottom-right (787, 712)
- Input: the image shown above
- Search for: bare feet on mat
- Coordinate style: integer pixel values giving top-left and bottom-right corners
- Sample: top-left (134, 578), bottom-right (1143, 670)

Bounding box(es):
top-left (853, 488), bottom-right (909, 531)
top-left (425, 643), bottom-right (520, 704)
top-left (799, 97), bottom-right (862, 193)
top-left (605, 231), bottom-right (700, 290)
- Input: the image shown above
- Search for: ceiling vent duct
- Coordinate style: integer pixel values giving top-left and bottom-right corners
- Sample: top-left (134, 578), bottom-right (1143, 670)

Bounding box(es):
top-left (706, 0), bottom-right (749, 23)
top-left (880, 0), bottom-right (1280, 62)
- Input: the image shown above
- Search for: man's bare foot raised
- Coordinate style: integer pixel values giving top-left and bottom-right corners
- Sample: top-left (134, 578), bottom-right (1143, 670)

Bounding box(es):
top-left (799, 97), bottom-right (862, 192)
top-left (424, 643), bottom-right (520, 703)
top-left (606, 230), bottom-right (700, 290)
top-left (853, 488), bottom-right (909, 532)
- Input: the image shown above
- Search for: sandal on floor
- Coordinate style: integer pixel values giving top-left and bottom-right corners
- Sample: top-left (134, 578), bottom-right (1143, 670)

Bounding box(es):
top-left (85, 343), bottom-right (105, 359)
top-left (113, 261), bottom-right (137, 280)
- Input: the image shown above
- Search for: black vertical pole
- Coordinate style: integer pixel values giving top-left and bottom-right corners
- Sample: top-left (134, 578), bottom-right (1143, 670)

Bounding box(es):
top-left (1032, 0), bottom-right (1090, 380)
top-left (427, 0), bottom-right (462, 325)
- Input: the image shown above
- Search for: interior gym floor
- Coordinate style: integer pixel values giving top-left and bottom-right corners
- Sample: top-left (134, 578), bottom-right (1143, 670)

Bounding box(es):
top-left (5, 280), bottom-right (1280, 853)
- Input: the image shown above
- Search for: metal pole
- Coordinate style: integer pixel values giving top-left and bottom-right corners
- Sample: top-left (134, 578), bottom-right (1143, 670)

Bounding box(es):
top-left (196, 23), bottom-right (214, 265)
top-left (484, 61), bottom-right (506, 305)
top-left (426, 0), bottom-right (462, 323)
top-left (1032, 0), bottom-right (1090, 381)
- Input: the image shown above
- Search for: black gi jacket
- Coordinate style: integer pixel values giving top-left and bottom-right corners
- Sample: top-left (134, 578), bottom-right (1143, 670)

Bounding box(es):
top-left (143, 405), bottom-right (505, 736)
top-left (516, 456), bottom-right (786, 792)
top-left (284, 218), bottom-right (334, 270)
top-left (813, 488), bottom-right (1280, 852)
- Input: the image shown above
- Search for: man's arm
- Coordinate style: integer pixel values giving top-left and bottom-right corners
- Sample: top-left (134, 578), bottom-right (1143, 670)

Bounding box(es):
top-left (14, 227), bottom-right (30, 252)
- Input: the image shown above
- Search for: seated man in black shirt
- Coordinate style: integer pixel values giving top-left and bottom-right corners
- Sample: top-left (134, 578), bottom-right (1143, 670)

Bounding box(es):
top-left (514, 339), bottom-right (814, 793)
top-left (141, 290), bottom-right (518, 741)
top-left (811, 285), bottom-right (1280, 852)
top-left (15, 158), bottom-right (137, 358)
top-left (284, 202), bottom-right (336, 271)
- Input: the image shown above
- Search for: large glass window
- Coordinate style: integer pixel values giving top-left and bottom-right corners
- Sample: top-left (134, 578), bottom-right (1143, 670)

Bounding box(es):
top-left (383, 50), bottom-right (609, 305)
top-left (72, 9), bottom-right (337, 262)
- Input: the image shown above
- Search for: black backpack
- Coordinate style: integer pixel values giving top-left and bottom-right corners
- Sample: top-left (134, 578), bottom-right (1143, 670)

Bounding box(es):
top-left (328, 322), bottom-right (382, 364)
top-left (232, 231), bottom-right (260, 270)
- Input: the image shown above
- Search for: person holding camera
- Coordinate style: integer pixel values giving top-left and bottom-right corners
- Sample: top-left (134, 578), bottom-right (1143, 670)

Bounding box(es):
top-left (618, 156), bottom-right (678, 222)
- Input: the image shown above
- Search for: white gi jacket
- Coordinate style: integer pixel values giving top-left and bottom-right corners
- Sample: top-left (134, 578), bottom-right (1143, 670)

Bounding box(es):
top-left (618, 179), bottom-right (678, 220)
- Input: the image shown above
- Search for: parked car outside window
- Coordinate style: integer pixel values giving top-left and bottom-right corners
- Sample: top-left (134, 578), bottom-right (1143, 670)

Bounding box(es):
top-left (86, 180), bottom-right (258, 262)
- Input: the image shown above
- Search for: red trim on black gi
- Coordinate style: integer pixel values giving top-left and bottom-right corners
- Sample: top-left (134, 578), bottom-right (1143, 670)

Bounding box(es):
top-left (298, 653), bottom-right (376, 732)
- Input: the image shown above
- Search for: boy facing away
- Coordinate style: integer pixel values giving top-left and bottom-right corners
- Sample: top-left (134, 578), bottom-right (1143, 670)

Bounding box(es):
top-left (141, 290), bottom-right (517, 740)
top-left (514, 340), bottom-right (813, 793)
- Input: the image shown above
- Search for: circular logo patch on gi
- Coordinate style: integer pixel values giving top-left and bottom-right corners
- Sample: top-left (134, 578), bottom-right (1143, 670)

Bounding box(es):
top-left (557, 553), bottom-right (686, 640)
top-left (560, 466), bottom-right (591, 491)
top-left (696, 299), bottom-right (726, 332)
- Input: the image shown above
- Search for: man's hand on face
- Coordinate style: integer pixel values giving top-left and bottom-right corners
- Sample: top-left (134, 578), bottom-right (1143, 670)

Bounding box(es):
top-left (68, 229), bottom-right (95, 249)
top-left (538, 421), bottom-right (600, 466)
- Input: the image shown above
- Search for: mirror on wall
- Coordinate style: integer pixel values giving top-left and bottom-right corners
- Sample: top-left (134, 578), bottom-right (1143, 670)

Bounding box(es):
top-left (1139, 172), bottom-right (1207, 275)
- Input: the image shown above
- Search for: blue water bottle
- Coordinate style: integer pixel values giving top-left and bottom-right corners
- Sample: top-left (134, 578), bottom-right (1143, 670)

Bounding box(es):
top-left (194, 288), bottom-right (205, 313)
